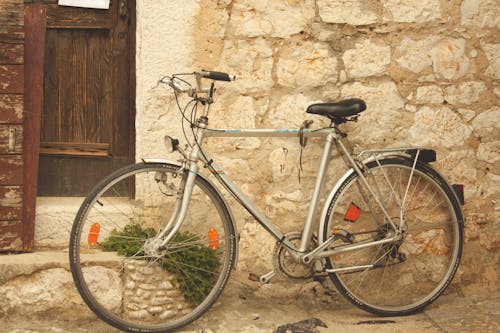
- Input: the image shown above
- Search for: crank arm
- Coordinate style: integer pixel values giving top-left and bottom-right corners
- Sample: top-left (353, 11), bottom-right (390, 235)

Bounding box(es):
top-left (248, 270), bottom-right (275, 284)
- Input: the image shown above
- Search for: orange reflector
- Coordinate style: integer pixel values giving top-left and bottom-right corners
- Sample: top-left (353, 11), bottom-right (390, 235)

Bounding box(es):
top-left (208, 228), bottom-right (219, 250)
top-left (344, 202), bottom-right (360, 222)
top-left (88, 223), bottom-right (101, 247)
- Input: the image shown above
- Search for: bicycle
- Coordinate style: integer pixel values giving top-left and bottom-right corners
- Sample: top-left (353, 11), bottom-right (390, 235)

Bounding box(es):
top-left (69, 70), bottom-right (465, 333)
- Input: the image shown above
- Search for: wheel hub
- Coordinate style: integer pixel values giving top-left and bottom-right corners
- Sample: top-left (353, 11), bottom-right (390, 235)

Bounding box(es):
top-left (143, 237), bottom-right (166, 258)
top-left (377, 223), bottom-right (407, 264)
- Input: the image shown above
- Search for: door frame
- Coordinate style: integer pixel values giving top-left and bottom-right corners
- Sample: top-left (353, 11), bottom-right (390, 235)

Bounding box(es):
top-left (23, 0), bottom-right (136, 251)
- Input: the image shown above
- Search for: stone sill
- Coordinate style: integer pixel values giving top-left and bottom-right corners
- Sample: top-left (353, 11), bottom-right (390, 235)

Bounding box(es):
top-left (35, 197), bottom-right (85, 248)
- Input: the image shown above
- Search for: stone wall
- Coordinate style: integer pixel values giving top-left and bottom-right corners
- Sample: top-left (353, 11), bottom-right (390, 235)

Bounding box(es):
top-left (123, 259), bottom-right (193, 321)
top-left (136, 1), bottom-right (499, 288)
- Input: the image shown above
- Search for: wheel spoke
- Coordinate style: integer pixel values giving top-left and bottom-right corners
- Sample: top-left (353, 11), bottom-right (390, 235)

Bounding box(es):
top-left (70, 163), bottom-right (235, 331)
top-left (324, 158), bottom-right (462, 315)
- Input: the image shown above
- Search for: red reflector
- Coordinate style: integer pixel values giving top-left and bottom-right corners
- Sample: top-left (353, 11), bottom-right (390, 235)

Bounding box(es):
top-left (452, 184), bottom-right (465, 205)
top-left (88, 223), bottom-right (100, 247)
top-left (344, 202), bottom-right (360, 222)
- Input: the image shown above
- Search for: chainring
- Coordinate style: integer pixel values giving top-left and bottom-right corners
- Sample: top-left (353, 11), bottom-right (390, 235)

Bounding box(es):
top-left (272, 231), bottom-right (318, 280)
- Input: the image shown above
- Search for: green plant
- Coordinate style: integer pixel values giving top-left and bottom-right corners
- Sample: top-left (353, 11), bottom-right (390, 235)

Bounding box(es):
top-left (101, 224), bottom-right (156, 256)
top-left (100, 224), bottom-right (220, 305)
top-left (161, 232), bottom-right (220, 304)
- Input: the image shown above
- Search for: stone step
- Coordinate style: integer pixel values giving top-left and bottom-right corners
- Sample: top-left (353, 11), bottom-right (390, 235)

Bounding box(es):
top-left (0, 249), bottom-right (198, 322)
top-left (0, 250), bottom-right (120, 318)
top-left (0, 250), bottom-right (70, 284)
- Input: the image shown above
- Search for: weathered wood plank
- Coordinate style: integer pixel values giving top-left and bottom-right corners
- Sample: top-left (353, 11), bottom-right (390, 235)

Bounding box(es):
top-left (40, 141), bottom-right (110, 157)
top-left (0, 186), bottom-right (22, 220)
top-left (46, 4), bottom-right (113, 29)
top-left (0, 31), bottom-right (24, 44)
top-left (0, 65), bottom-right (24, 94)
top-left (0, 42), bottom-right (23, 64)
top-left (0, 30), bottom-right (24, 64)
top-left (23, 3), bottom-right (46, 252)
top-left (0, 125), bottom-right (23, 154)
top-left (0, 156), bottom-right (23, 185)
top-left (0, 220), bottom-right (23, 252)
top-left (0, 1), bottom-right (24, 30)
top-left (41, 29), bottom-right (112, 145)
top-left (0, 0), bottom-right (24, 253)
top-left (0, 94), bottom-right (23, 124)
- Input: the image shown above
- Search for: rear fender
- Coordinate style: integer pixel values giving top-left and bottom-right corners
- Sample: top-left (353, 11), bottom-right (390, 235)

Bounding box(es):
top-left (318, 149), bottom-right (436, 243)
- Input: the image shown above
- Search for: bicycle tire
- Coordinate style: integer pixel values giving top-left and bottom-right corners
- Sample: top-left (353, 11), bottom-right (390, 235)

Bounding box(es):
top-left (69, 162), bottom-right (236, 332)
top-left (321, 157), bottom-right (463, 316)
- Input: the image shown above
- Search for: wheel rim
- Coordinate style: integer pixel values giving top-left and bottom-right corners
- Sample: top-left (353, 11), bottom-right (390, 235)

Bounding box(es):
top-left (70, 164), bottom-right (235, 331)
top-left (324, 161), bottom-right (462, 314)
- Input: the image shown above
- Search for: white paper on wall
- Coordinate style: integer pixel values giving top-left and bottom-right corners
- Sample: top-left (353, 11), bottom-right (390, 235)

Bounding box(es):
top-left (58, 0), bottom-right (110, 9)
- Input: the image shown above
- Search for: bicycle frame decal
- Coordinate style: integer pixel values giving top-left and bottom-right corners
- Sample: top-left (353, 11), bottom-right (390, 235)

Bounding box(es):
top-left (203, 128), bottom-right (332, 138)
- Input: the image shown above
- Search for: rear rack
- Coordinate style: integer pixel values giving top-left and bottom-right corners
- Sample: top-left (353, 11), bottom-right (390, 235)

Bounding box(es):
top-left (357, 147), bottom-right (437, 163)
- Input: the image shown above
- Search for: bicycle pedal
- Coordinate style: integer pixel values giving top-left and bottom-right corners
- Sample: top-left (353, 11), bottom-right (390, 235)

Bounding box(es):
top-left (248, 273), bottom-right (260, 282)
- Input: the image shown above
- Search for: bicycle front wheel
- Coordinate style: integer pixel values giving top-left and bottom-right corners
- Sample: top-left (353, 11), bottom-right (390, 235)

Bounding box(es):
top-left (321, 157), bottom-right (463, 316)
top-left (69, 162), bottom-right (236, 332)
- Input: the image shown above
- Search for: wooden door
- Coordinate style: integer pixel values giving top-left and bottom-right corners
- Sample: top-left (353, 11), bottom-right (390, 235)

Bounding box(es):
top-left (38, 0), bottom-right (135, 196)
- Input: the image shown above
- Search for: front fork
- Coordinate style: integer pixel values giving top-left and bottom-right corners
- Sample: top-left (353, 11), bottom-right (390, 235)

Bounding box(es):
top-left (156, 162), bottom-right (199, 249)
top-left (157, 108), bottom-right (210, 249)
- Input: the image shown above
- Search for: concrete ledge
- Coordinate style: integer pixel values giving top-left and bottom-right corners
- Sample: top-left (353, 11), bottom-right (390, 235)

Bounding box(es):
top-left (35, 197), bottom-right (84, 248)
top-left (0, 250), bottom-right (124, 317)
top-left (0, 250), bottom-right (123, 284)
top-left (0, 251), bottom-right (70, 284)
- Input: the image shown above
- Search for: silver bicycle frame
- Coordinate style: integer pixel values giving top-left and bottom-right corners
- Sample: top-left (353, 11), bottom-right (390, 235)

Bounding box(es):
top-left (161, 124), bottom-right (408, 265)
top-left (158, 89), bottom-right (412, 263)
top-left (202, 127), bottom-right (335, 253)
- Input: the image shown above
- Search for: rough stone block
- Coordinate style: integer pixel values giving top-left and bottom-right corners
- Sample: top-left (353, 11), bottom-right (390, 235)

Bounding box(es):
top-left (340, 80), bottom-right (406, 145)
top-left (317, 0), bottom-right (379, 25)
top-left (228, 0), bottom-right (315, 38)
top-left (342, 39), bottom-right (390, 78)
top-left (415, 85), bottom-right (444, 104)
top-left (238, 222), bottom-right (275, 272)
top-left (481, 42), bottom-right (500, 79)
top-left (477, 142), bottom-right (500, 164)
top-left (461, 0), bottom-right (500, 29)
top-left (494, 87), bottom-right (500, 99)
top-left (277, 41), bottom-right (338, 90)
top-left (431, 38), bottom-right (470, 80)
top-left (396, 36), bottom-right (440, 73)
top-left (485, 173), bottom-right (500, 198)
top-left (409, 106), bottom-right (472, 148)
top-left (471, 107), bottom-right (500, 142)
top-left (457, 108), bottom-right (477, 122)
top-left (435, 150), bottom-right (479, 199)
top-left (219, 38), bottom-right (274, 94)
top-left (267, 94), bottom-right (320, 128)
top-left (444, 81), bottom-right (487, 106)
top-left (382, 0), bottom-right (442, 22)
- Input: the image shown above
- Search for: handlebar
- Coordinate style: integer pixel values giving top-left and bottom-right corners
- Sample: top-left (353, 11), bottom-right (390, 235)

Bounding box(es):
top-left (195, 70), bottom-right (236, 82)
top-left (165, 70), bottom-right (236, 96)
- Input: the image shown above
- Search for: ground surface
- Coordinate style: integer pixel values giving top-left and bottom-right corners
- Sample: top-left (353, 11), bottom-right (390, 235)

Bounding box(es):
top-left (2, 271), bottom-right (499, 333)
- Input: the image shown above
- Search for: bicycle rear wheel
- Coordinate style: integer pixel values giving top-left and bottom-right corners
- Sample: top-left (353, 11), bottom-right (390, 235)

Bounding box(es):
top-left (321, 157), bottom-right (463, 316)
top-left (69, 162), bottom-right (236, 332)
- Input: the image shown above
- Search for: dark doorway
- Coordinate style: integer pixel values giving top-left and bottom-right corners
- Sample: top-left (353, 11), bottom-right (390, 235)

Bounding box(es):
top-left (38, 0), bottom-right (135, 196)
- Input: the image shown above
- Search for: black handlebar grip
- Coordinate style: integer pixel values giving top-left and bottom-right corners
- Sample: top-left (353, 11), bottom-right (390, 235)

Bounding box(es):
top-left (200, 70), bottom-right (236, 82)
